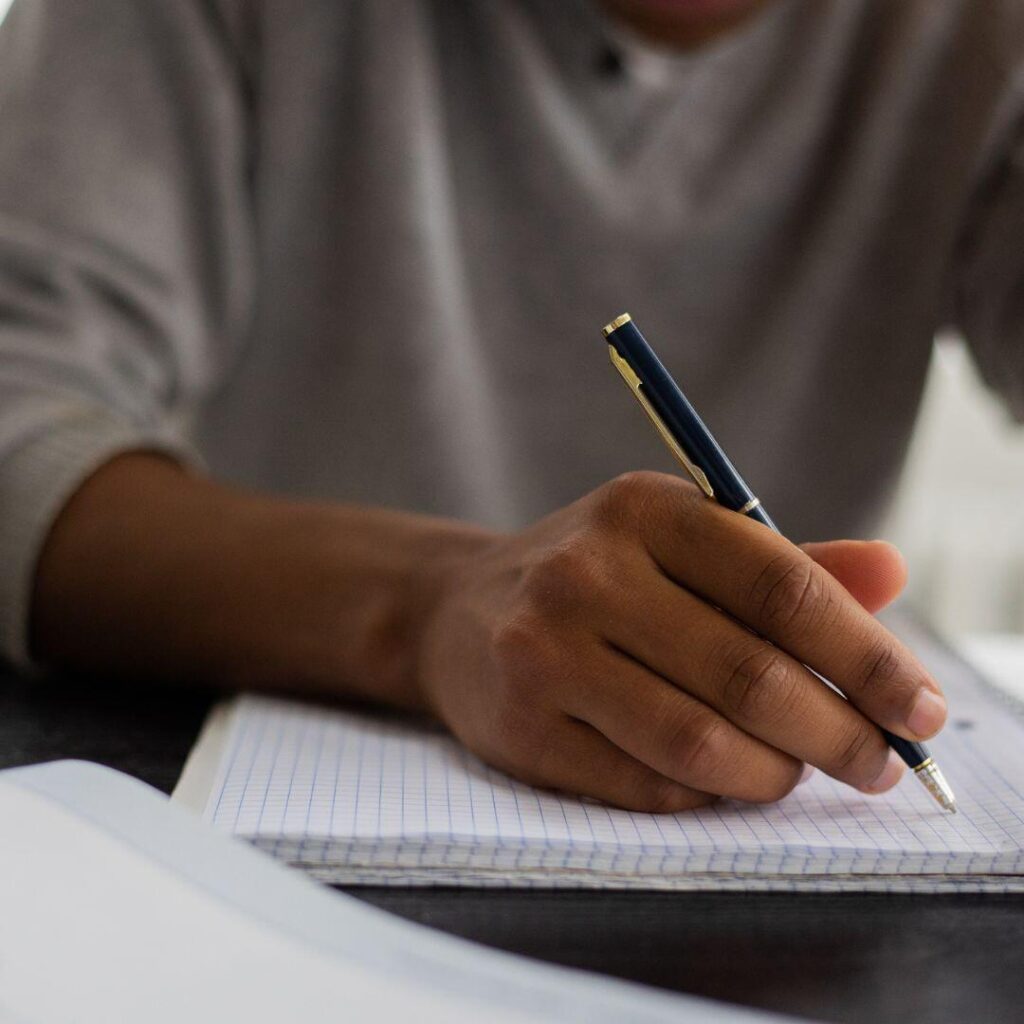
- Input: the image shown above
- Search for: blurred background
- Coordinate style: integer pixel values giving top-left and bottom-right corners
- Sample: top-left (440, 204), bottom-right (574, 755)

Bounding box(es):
top-left (884, 334), bottom-right (1024, 638)
top-left (0, 0), bottom-right (1020, 649)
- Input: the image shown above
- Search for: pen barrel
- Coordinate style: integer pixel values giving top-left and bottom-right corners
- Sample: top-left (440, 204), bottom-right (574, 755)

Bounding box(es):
top-left (608, 320), bottom-right (760, 513)
top-left (744, 504), bottom-right (779, 531)
top-left (881, 730), bottom-right (929, 771)
top-left (603, 315), bottom-right (945, 800)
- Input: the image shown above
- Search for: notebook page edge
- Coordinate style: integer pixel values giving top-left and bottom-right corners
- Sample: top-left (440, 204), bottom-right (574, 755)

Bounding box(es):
top-left (171, 697), bottom-right (239, 814)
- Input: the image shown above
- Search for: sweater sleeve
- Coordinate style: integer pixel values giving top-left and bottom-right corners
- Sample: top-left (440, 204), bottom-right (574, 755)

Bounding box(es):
top-left (0, 0), bottom-right (254, 668)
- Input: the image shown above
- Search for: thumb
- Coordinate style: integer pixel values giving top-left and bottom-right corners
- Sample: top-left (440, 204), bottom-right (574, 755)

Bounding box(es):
top-left (800, 539), bottom-right (908, 615)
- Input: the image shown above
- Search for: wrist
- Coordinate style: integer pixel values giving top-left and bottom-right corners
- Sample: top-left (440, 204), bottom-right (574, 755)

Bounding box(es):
top-left (303, 506), bottom-right (500, 711)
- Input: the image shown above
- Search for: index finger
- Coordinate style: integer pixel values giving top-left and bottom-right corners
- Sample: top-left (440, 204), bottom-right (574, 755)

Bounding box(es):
top-left (640, 484), bottom-right (947, 745)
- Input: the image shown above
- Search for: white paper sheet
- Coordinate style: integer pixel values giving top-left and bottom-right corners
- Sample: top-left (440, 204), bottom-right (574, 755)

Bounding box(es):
top-left (0, 761), bottom-right (787, 1024)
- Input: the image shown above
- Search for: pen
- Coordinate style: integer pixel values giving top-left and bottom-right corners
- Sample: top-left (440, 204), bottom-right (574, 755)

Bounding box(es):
top-left (601, 313), bottom-right (957, 813)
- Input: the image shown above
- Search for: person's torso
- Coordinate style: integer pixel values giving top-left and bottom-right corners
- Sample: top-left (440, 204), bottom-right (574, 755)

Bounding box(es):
top-left (197, 0), bottom-right (1023, 540)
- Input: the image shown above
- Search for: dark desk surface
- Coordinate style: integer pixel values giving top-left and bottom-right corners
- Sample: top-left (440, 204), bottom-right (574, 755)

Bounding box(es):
top-left (3, 667), bottom-right (1022, 1024)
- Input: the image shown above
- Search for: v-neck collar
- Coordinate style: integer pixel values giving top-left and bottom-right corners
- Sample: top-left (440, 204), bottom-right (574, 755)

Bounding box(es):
top-left (582, 0), bottom-right (800, 89)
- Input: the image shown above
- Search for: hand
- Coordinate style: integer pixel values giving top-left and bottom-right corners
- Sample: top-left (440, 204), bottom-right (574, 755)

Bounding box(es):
top-left (417, 472), bottom-right (947, 812)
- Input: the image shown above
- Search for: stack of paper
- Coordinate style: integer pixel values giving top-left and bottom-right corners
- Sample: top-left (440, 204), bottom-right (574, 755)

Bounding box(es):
top-left (178, 621), bottom-right (1024, 892)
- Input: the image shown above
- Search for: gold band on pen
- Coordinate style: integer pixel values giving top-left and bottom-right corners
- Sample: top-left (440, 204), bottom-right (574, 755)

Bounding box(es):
top-left (738, 497), bottom-right (762, 515)
top-left (602, 313), bottom-right (633, 337)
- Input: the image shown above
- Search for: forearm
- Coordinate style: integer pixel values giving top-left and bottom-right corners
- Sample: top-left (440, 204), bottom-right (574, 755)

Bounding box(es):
top-left (30, 454), bottom-right (496, 708)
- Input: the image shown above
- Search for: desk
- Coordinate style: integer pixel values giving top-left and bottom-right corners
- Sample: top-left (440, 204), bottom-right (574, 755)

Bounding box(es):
top-left (3, 663), bottom-right (1023, 1024)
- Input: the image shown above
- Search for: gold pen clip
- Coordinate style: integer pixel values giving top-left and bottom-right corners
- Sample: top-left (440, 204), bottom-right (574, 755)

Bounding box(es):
top-left (607, 345), bottom-right (715, 499)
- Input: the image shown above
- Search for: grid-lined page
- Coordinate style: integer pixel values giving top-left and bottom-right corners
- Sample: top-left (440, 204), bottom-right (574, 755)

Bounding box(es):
top-left (202, 651), bottom-right (1024, 891)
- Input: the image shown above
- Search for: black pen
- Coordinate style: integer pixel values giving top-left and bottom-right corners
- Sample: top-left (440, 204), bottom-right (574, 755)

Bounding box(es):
top-left (601, 313), bottom-right (957, 813)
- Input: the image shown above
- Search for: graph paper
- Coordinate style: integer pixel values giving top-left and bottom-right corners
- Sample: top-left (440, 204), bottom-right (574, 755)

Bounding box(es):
top-left (194, 630), bottom-right (1024, 891)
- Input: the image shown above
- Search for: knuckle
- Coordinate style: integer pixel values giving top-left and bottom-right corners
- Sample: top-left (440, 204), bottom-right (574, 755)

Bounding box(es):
top-left (748, 554), bottom-right (826, 635)
top-left (592, 471), bottom-right (664, 530)
top-left (671, 714), bottom-right (731, 781)
top-left (523, 540), bottom-right (608, 612)
top-left (831, 721), bottom-right (878, 776)
top-left (492, 613), bottom-right (537, 664)
top-left (591, 471), bottom-right (708, 543)
top-left (854, 638), bottom-right (903, 699)
top-left (719, 644), bottom-right (796, 724)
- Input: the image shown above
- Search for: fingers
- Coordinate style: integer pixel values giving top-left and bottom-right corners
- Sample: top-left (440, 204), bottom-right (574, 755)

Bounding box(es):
top-left (560, 643), bottom-right (806, 803)
top-left (459, 473), bottom-right (933, 812)
top-left (599, 571), bottom-right (902, 794)
top-left (800, 540), bottom-right (907, 614)
top-left (496, 715), bottom-right (717, 814)
top-left (635, 482), bottom-right (946, 744)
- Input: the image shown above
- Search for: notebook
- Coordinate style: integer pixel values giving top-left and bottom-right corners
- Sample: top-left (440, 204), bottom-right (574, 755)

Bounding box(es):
top-left (1, 760), bottom-right (788, 1024)
top-left (176, 616), bottom-right (1024, 892)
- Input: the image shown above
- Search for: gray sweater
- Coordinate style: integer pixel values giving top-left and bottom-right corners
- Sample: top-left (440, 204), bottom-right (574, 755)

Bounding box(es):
top-left (1, 0), bottom-right (1022, 667)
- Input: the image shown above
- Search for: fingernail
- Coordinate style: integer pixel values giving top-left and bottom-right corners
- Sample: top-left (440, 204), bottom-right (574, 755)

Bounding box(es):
top-left (861, 750), bottom-right (904, 794)
top-left (798, 763), bottom-right (815, 786)
top-left (906, 690), bottom-right (947, 738)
